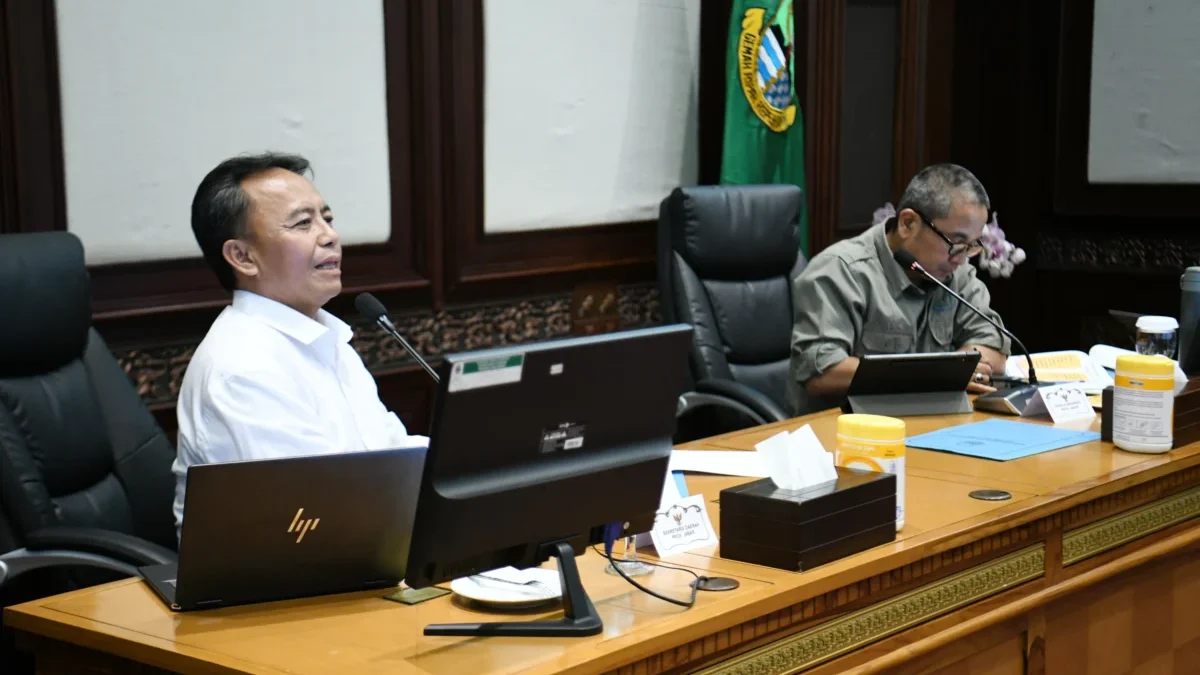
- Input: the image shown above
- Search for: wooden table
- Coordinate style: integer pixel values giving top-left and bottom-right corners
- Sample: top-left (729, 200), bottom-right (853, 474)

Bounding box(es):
top-left (10, 408), bottom-right (1200, 675)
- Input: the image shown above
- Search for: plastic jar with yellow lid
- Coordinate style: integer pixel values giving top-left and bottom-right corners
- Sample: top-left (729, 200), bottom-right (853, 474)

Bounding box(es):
top-left (1113, 354), bottom-right (1175, 454)
top-left (836, 414), bottom-right (906, 531)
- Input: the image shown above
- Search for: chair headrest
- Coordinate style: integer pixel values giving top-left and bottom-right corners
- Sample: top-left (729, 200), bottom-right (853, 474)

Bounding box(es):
top-left (666, 185), bottom-right (803, 280)
top-left (0, 232), bottom-right (92, 377)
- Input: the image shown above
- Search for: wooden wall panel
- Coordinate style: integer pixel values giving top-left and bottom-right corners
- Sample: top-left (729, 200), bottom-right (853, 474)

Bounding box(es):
top-left (924, 636), bottom-right (1026, 675)
top-left (948, 0), bottom-right (1196, 354)
top-left (1053, 0), bottom-right (1200, 219)
top-left (0, 0), bottom-right (66, 235)
top-left (85, 0), bottom-right (435, 327)
top-left (437, 0), bottom-right (656, 306)
top-left (1044, 546), bottom-right (1200, 674)
top-left (803, 0), bottom-right (845, 254)
top-left (0, 0), bottom-right (667, 435)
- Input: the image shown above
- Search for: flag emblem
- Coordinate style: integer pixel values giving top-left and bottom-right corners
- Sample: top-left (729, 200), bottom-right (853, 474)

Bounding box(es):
top-left (736, 3), bottom-right (797, 133)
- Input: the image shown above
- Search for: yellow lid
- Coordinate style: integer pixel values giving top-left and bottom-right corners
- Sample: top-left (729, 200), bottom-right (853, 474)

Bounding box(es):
top-left (837, 414), bottom-right (906, 442)
top-left (1115, 354), bottom-right (1174, 378)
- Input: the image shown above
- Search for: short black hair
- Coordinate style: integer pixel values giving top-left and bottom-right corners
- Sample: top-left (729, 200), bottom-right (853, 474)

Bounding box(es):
top-left (888, 163), bottom-right (990, 232)
top-left (191, 152), bottom-right (312, 291)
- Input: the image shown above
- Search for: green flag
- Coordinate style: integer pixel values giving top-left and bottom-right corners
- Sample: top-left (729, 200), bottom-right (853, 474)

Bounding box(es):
top-left (719, 0), bottom-right (808, 255)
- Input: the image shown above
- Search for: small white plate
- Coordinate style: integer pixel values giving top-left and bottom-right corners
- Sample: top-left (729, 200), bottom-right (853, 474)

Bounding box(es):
top-left (449, 567), bottom-right (561, 609)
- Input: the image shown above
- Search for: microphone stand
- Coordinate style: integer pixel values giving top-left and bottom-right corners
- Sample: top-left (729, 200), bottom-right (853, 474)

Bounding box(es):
top-left (902, 257), bottom-right (1041, 415)
top-left (377, 316), bottom-right (440, 383)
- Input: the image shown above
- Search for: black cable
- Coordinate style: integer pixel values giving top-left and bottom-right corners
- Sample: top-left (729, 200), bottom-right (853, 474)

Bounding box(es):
top-left (591, 545), bottom-right (701, 608)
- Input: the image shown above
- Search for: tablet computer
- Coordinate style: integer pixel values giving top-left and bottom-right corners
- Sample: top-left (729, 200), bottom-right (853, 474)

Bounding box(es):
top-left (848, 351), bottom-right (981, 397)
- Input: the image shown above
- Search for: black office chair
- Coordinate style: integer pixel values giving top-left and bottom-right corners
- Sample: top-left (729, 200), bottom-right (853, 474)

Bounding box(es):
top-left (658, 185), bottom-right (807, 438)
top-left (0, 232), bottom-right (177, 670)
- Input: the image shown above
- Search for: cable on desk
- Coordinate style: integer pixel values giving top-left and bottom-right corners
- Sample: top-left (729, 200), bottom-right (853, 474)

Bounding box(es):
top-left (591, 545), bottom-right (701, 608)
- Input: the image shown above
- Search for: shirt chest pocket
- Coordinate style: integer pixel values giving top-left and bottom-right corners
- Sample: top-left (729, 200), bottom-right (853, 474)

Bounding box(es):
top-left (928, 310), bottom-right (955, 347)
top-left (859, 329), bottom-right (914, 356)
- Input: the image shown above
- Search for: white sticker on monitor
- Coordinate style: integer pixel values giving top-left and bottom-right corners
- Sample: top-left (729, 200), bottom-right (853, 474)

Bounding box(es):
top-left (448, 354), bottom-right (525, 392)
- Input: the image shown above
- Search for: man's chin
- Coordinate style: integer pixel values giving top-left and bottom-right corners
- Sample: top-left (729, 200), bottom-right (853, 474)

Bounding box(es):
top-left (316, 280), bottom-right (343, 303)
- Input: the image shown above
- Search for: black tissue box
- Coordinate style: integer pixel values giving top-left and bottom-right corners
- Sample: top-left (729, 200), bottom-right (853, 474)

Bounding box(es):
top-left (719, 466), bottom-right (897, 572)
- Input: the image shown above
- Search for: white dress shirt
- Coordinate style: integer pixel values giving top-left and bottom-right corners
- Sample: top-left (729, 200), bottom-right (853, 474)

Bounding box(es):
top-left (172, 290), bottom-right (428, 538)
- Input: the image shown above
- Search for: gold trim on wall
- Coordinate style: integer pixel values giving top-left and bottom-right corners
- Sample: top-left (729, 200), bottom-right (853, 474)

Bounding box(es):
top-left (1062, 485), bottom-right (1200, 566)
top-left (696, 544), bottom-right (1045, 675)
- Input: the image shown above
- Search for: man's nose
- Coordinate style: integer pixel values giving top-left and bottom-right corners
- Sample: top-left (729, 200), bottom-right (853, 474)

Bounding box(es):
top-left (318, 218), bottom-right (339, 247)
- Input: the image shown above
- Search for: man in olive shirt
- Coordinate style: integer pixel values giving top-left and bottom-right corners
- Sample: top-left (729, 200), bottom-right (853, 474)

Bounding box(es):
top-left (788, 164), bottom-right (1011, 416)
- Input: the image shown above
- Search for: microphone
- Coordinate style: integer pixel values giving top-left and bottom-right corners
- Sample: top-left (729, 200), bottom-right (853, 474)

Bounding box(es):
top-left (893, 250), bottom-right (1041, 415)
top-left (355, 293), bottom-right (440, 383)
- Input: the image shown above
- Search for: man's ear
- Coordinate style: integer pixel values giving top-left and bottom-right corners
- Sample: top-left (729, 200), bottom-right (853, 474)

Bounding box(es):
top-left (895, 209), bottom-right (920, 239)
top-left (222, 239), bottom-right (259, 280)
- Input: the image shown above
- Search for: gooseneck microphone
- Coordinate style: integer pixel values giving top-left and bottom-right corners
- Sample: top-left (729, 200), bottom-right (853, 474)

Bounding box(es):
top-left (893, 249), bottom-right (1037, 387)
top-left (355, 293), bottom-right (440, 383)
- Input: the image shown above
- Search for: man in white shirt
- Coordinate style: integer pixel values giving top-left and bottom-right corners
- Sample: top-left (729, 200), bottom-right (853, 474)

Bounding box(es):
top-left (172, 152), bottom-right (428, 538)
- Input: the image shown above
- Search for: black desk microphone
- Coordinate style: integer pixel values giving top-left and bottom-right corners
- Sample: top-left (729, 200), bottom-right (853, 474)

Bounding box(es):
top-left (355, 293), bottom-right (440, 383)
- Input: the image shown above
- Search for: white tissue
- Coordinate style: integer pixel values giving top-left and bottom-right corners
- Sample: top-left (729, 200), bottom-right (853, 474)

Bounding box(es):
top-left (754, 424), bottom-right (838, 490)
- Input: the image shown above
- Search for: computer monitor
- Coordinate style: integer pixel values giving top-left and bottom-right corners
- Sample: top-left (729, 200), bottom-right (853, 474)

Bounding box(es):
top-left (404, 324), bottom-right (693, 637)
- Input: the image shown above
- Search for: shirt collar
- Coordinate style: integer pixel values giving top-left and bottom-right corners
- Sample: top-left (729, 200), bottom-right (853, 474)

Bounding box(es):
top-left (231, 290), bottom-right (354, 345)
top-left (871, 222), bottom-right (919, 299)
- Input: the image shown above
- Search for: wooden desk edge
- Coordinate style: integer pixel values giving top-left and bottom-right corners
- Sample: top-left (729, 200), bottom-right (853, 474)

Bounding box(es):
top-left (5, 590), bottom-right (281, 675)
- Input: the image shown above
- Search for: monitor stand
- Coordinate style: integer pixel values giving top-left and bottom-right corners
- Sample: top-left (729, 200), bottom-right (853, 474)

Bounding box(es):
top-left (423, 541), bottom-right (603, 638)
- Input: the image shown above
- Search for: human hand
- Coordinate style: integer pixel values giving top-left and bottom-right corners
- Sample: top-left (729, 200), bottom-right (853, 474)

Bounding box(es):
top-left (966, 360), bottom-right (995, 394)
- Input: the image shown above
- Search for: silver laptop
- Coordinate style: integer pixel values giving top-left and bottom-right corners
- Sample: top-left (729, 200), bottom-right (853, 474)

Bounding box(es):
top-left (140, 446), bottom-right (426, 611)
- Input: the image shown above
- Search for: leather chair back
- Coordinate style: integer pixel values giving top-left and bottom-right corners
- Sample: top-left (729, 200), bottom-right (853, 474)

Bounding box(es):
top-left (0, 233), bottom-right (178, 565)
top-left (657, 185), bottom-right (807, 413)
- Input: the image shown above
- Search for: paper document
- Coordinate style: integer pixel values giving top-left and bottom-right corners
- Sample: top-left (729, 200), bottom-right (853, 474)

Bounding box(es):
top-left (668, 450), bottom-right (767, 478)
top-left (1088, 344), bottom-right (1188, 394)
top-left (1005, 350), bottom-right (1113, 394)
top-left (906, 419), bottom-right (1101, 461)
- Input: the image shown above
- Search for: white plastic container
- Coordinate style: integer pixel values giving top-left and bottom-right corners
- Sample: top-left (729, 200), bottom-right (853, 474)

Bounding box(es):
top-left (1135, 315), bottom-right (1179, 359)
top-left (1113, 354), bottom-right (1175, 454)
top-left (836, 414), bottom-right (906, 531)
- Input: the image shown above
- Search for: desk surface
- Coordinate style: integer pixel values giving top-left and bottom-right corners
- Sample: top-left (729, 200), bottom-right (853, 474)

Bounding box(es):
top-left (9, 408), bottom-right (1200, 675)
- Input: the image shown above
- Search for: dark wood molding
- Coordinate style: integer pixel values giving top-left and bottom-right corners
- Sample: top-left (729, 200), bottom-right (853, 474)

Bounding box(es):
top-left (0, 0), bottom-right (66, 234)
top-left (804, 0), bottom-right (845, 254)
top-left (892, 0), bottom-right (928, 198)
top-left (1038, 230), bottom-right (1200, 275)
top-left (698, 0), bottom-right (734, 187)
top-left (438, 0), bottom-right (656, 304)
top-left (920, 0), bottom-right (955, 167)
top-left (1053, 0), bottom-right (1200, 218)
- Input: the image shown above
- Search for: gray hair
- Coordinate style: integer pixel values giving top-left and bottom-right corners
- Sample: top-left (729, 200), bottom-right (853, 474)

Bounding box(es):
top-left (891, 164), bottom-right (990, 230)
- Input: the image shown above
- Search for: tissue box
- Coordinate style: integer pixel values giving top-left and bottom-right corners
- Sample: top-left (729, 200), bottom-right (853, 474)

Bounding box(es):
top-left (719, 466), bottom-right (896, 572)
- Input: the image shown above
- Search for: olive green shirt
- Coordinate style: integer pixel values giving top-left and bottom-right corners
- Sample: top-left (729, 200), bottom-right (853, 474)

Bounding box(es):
top-left (787, 223), bottom-right (1011, 416)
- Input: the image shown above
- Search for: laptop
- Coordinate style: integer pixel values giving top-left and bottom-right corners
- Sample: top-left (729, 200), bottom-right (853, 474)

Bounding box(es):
top-left (141, 446), bottom-right (426, 611)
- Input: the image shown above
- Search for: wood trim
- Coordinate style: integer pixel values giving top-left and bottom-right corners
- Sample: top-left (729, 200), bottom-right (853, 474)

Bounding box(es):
top-left (439, 0), bottom-right (655, 304)
top-left (0, 0), bottom-right (66, 234)
top-left (892, 0), bottom-right (928, 199)
top-left (694, 545), bottom-right (1047, 675)
top-left (920, 0), bottom-right (955, 167)
top-left (1053, 0), bottom-right (1200, 217)
top-left (698, 0), bottom-right (734, 186)
top-left (804, 0), bottom-right (845, 254)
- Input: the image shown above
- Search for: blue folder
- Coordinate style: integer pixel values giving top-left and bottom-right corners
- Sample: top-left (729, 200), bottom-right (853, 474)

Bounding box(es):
top-left (906, 419), bottom-right (1101, 461)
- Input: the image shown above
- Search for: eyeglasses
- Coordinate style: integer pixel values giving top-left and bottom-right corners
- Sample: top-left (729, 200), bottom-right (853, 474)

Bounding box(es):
top-left (911, 209), bottom-right (984, 259)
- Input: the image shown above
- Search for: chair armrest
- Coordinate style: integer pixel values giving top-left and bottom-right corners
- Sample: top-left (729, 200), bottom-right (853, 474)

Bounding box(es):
top-left (694, 379), bottom-right (789, 423)
top-left (677, 391), bottom-right (769, 427)
top-left (26, 527), bottom-right (177, 566)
